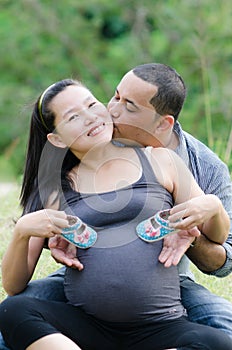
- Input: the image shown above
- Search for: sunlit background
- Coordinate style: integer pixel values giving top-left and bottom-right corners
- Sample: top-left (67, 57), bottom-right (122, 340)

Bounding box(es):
top-left (0, 0), bottom-right (231, 180)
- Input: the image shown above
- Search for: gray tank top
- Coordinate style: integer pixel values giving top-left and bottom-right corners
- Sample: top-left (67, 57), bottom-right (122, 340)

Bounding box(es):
top-left (62, 147), bottom-right (185, 323)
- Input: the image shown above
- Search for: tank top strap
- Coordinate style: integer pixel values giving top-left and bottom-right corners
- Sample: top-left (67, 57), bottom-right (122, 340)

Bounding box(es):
top-left (133, 147), bottom-right (158, 184)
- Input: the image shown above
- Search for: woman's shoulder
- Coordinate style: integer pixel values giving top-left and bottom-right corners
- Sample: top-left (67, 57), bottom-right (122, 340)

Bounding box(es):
top-left (143, 147), bottom-right (177, 192)
top-left (145, 146), bottom-right (178, 164)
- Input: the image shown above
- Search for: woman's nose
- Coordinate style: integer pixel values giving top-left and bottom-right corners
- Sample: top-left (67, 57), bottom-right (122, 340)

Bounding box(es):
top-left (84, 111), bottom-right (98, 124)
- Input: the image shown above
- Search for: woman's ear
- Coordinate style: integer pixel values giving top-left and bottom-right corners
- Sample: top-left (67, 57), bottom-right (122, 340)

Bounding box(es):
top-left (47, 133), bottom-right (67, 148)
top-left (155, 115), bottom-right (175, 134)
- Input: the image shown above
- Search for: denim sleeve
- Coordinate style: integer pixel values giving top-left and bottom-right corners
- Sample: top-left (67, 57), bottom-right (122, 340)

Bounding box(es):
top-left (180, 128), bottom-right (232, 277)
top-left (197, 161), bottom-right (232, 277)
top-left (207, 242), bottom-right (232, 277)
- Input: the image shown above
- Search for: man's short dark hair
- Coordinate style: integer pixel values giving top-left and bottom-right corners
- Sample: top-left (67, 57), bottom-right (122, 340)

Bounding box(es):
top-left (133, 63), bottom-right (186, 120)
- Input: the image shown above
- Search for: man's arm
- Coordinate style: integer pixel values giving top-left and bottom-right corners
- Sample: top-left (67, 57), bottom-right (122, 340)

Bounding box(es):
top-left (187, 148), bottom-right (232, 276)
top-left (186, 234), bottom-right (227, 272)
top-left (173, 128), bottom-right (232, 276)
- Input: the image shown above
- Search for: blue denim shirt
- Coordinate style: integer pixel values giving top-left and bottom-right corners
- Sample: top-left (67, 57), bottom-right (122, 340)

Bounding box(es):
top-left (174, 122), bottom-right (232, 278)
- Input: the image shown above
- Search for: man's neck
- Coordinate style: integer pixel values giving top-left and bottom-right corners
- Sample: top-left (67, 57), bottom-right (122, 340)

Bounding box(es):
top-left (146, 131), bottom-right (179, 150)
top-left (112, 130), bottom-right (180, 150)
top-left (163, 131), bottom-right (179, 150)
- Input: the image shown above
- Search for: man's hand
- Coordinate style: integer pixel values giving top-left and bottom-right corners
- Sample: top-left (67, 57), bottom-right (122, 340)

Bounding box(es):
top-left (158, 227), bottom-right (200, 267)
top-left (48, 236), bottom-right (84, 270)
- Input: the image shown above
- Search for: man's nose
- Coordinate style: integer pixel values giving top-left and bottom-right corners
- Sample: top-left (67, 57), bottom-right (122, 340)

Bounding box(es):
top-left (108, 101), bottom-right (121, 119)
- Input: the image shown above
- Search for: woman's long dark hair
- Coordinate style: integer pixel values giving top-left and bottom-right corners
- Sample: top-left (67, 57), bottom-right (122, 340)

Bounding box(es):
top-left (20, 79), bottom-right (82, 214)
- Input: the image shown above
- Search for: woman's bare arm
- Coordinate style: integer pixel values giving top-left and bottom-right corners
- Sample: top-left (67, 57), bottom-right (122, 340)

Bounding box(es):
top-left (2, 209), bottom-right (68, 295)
top-left (149, 148), bottom-right (230, 244)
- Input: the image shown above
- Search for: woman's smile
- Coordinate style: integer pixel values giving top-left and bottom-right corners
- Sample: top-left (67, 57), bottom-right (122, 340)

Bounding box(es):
top-left (87, 122), bottom-right (105, 137)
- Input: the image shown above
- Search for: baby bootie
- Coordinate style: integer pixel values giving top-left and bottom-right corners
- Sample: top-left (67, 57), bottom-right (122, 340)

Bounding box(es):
top-left (61, 215), bottom-right (97, 249)
top-left (136, 209), bottom-right (179, 243)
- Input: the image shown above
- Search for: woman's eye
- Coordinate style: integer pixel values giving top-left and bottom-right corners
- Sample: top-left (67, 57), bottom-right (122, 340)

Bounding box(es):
top-left (89, 101), bottom-right (106, 111)
top-left (89, 101), bottom-right (96, 108)
top-left (68, 114), bottom-right (79, 122)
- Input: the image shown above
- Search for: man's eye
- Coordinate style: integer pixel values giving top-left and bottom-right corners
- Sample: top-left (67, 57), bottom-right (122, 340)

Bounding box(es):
top-left (114, 94), bottom-right (120, 101)
top-left (126, 103), bottom-right (136, 112)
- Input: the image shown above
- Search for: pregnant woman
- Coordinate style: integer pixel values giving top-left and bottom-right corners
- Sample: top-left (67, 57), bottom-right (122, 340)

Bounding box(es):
top-left (0, 79), bottom-right (231, 350)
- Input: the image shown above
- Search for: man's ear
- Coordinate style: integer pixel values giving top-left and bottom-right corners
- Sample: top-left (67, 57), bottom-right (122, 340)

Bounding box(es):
top-left (155, 115), bottom-right (174, 134)
top-left (47, 133), bottom-right (67, 149)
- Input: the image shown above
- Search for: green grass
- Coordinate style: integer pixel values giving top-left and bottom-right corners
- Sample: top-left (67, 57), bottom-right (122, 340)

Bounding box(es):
top-left (0, 157), bottom-right (17, 183)
top-left (0, 184), bottom-right (232, 302)
top-left (0, 183), bottom-right (59, 301)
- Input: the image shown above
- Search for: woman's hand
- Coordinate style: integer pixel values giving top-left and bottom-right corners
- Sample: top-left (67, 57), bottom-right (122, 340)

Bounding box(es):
top-left (2, 209), bottom-right (70, 296)
top-left (168, 194), bottom-right (229, 244)
top-left (49, 236), bottom-right (84, 270)
top-left (168, 194), bottom-right (221, 231)
top-left (15, 209), bottom-right (69, 240)
top-left (159, 227), bottom-right (200, 267)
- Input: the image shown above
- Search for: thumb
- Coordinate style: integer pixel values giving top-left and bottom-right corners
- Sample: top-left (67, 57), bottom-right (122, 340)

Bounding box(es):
top-left (188, 226), bottom-right (201, 237)
top-left (48, 235), bottom-right (59, 248)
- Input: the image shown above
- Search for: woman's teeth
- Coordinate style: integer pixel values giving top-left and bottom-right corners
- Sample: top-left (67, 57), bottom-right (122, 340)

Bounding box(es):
top-left (88, 124), bottom-right (104, 136)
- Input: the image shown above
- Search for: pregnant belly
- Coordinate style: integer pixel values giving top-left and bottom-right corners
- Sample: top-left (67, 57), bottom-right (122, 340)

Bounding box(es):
top-left (64, 240), bottom-right (183, 322)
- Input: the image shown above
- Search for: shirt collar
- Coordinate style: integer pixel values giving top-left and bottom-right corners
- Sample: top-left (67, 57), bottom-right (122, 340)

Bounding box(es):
top-left (173, 122), bottom-right (190, 168)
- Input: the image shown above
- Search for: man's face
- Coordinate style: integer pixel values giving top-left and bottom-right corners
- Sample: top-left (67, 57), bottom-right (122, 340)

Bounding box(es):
top-left (108, 71), bottom-right (161, 146)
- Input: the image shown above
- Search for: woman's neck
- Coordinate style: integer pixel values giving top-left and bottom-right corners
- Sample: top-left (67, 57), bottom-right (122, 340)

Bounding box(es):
top-left (73, 141), bottom-right (118, 171)
top-left (70, 143), bottom-right (141, 194)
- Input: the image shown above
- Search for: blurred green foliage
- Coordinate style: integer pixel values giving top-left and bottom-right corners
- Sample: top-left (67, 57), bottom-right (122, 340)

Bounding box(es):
top-left (0, 0), bottom-right (231, 177)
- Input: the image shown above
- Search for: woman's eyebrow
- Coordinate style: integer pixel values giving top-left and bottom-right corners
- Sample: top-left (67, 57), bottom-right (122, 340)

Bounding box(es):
top-left (62, 96), bottom-right (94, 119)
top-left (62, 107), bottom-right (78, 119)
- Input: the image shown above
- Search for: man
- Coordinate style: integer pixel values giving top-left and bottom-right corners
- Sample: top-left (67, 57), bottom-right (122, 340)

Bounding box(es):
top-left (107, 63), bottom-right (232, 336)
top-left (0, 63), bottom-right (232, 349)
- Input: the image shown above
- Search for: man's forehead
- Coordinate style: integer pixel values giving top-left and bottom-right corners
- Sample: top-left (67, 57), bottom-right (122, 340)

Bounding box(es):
top-left (117, 71), bottom-right (157, 106)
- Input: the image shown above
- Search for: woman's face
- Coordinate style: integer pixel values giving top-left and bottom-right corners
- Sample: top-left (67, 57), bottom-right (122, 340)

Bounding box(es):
top-left (48, 85), bottom-right (113, 156)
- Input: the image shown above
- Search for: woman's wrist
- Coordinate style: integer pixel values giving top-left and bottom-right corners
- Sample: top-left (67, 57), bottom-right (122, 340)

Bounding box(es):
top-left (14, 220), bottom-right (31, 242)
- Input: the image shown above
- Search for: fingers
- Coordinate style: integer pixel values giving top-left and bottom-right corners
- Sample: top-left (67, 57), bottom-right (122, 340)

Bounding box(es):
top-left (62, 257), bottom-right (84, 270)
top-left (188, 227), bottom-right (201, 237)
top-left (169, 196), bottom-right (216, 229)
top-left (48, 235), bottom-right (60, 249)
top-left (159, 230), bottom-right (199, 267)
top-left (15, 210), bottom-right (70, 240)
top-left (49, 235), bottom-right (84, 271)
top-left (41, 210), bottom-right (70, 237)
top-left (51, 248), bottom-right (84, 271)
top-left (159, 246), bottom-right (184, 267)
top-left (158, 246), bottom-right (171, 263)
top-left (169, 207), bottom-right (204, 230)
top-left (45, 210), bottom-right (69, 230)
top-left (42, 222), bottom-right (64, 237)
top-left (44, 209), bottom-right (68, 219)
